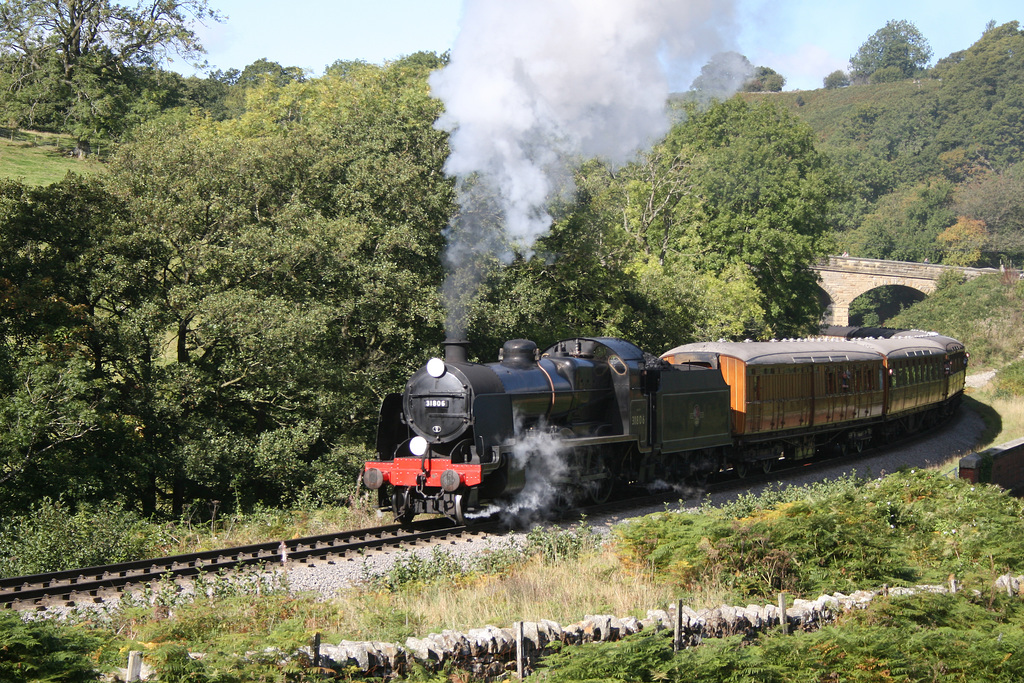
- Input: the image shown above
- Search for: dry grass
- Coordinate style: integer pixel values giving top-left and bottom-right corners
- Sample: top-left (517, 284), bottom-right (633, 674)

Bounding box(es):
top-left (322, 549), bottom-right (687, 643)
top-left (971, 390), bottom-right (1024, 449)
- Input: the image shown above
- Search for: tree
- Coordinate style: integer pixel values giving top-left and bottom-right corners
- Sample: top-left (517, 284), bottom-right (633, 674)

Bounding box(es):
top-left (938, 217), bottom-right (988, 266)
top-left (571, 99), bottom-right (842, 342)
top-left (0, 0), bottom-right (219, 149)
top-left (935, 22), bottom-right (1024, 168)
top-left (90, 54), bottom-right (454, 513)
top-left (849, 179), bottom-right (955, 262)
top-left (953, 163), bottom-right (1024, 259)
top-left (850, 20), bottom-right (932, 81)
top-left (823, 70), bottom-right (850, 89)
top-left (743, 66), bottom-right (785, 92)
top-left (689, 52), bottom-right (754, 101)
top-left (0, 176), bottom-right (122, 513)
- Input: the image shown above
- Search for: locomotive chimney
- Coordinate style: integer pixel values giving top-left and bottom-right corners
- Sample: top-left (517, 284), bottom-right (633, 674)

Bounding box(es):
top-left (443, 339), bottom-right (470, 364)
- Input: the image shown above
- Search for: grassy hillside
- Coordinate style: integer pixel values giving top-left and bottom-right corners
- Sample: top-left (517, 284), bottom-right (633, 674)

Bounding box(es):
top-left (745, 79), bottom-right (943, 148)
top-left (0, 129), bottom-right (104, 186)
top-left (887, 272), bottom-right (1023, 368)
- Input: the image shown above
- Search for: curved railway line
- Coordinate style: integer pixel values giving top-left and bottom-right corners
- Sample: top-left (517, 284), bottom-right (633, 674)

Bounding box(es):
top-left (2, 407), bottom-right (979, 613)
top-left (0, 517), bottom-right (487, 611)
top-left (1, 488), bottom-right (702, 612)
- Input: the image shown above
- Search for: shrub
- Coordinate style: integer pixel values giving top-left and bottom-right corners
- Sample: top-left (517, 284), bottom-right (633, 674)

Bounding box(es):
top-left (0, 498), bottom-right (152, 577)
top-left (823, 70), bottom-right (850, 89)
top-left (870, 66), bottom-right (906, 84)
top-left (993, 359), bottom-right (1024, 397)
top-left (532, 592), bottom-right (1024, 682)
top-left (0, 611), bottom-right (105, 682)
top-left (614, 470), bottom-right (1024, 599)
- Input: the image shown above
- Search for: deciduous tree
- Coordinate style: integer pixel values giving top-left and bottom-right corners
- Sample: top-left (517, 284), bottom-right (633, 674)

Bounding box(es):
top-left (850, 20), bottom-right (932, 81)
top-left (0, 0), bottom-right (219, 148)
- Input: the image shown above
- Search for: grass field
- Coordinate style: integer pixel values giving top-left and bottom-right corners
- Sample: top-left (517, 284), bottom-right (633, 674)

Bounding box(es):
top-left (0, 128), bottom-right (105, 186)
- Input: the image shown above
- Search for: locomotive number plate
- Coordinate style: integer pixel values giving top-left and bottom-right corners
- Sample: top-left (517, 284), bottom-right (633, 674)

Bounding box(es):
top-left (424, 399), bottom-right (449, 409)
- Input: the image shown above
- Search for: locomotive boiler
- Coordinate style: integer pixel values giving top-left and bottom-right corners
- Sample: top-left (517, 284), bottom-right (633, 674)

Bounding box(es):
top-left (363, 336), bottom-right (732, 523)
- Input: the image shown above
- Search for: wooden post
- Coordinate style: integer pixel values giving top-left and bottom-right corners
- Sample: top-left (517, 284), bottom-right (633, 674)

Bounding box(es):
top-left (312, 632), bottom-right (321, 668)
top-left (673, 599), bottom-right (683, 652)
top-left (516, 620), bottom-right (524, 679)
top-left (127, 651), bottom-right (142, 681)
top-left (778, 593), bottom-right (788, 635)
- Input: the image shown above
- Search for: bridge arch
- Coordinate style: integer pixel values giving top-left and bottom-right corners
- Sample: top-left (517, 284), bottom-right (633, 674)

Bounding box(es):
top-left (812, 256), bottom-right (996, 326)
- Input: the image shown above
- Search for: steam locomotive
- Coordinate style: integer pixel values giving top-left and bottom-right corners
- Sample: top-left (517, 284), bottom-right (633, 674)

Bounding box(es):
top-left (363, 329), bottom-right (967, 524)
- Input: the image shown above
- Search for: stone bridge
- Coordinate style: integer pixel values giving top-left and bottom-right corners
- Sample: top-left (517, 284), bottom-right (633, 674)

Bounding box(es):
top-left (812, 256), bottom-right (998, 326)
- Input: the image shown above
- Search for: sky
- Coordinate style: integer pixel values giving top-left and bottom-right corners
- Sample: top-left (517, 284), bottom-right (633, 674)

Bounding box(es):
top-left (174, 0), bottom-right (1020, 92)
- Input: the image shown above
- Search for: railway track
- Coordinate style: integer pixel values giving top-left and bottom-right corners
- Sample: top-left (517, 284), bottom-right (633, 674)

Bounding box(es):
top-left (0, 516), bottom-right (498, 611)
top-left (2, 412), bottom-right (972, 613)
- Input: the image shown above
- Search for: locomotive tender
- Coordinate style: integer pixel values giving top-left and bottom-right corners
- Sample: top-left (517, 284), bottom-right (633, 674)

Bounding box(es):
top-left (363, 329), bottom-right (967, 524)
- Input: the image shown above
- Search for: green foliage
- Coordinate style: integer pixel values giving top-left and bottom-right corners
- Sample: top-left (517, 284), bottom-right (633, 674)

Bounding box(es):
top-left (658, 99), bottom-right (841, 337)
top-left (615, 470), bottom-right (1024, 598)
top-left (850, 19), bottom-right (933, 80)
top-left (532, 593), bottom-right (1024, 682)
top-left (533, 630), bottom-right (675, 683)
top-left (822, 70), bottom-right (849, 89)
top-left (1, 55), bottom-right (453, 516)
top-left (0, 611), bottom-right (106, 682)
top-left (849, 178), bottom-right (955, 262)
top-left (524, 520), bottom-right (602, 563)
top-left (0, 0), bottom-right (220, 144)
top-left (743, 66), bottom-right (785, 93)
top-left (466, 97), bottom-right (840, 351)
top-left (0, 498), bottom-right (152, 577)
top-left (749, 22), bottom-right (1024, 263)
top-left (888, 273), bottom-right (1023, 367)
top-left (993, 360), bottom-right (1024, 398)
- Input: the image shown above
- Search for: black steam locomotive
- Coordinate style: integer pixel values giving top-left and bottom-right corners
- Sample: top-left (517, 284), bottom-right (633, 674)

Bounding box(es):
top-left (363, 330), bottom-right (967, 524)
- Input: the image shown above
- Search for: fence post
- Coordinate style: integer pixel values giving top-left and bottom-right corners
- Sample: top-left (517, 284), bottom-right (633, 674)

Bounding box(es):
top-left (673, 598), bottom-right (683, 652)
top-left (778, 592), bottom-right (788, 635)
top-left (127, 651), bottom-right (142, 681)
top-left (516, 620), bottom-right (525, 679)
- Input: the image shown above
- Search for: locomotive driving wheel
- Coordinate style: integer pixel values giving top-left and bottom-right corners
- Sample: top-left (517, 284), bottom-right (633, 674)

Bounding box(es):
top-left (589, 471), bottom-right (614, 504)
top-left (392, 490), bottom-right (416, 526)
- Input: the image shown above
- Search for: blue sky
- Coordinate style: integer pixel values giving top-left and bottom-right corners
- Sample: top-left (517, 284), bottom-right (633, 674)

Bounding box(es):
top-left (176, 0), bottom-right (1020, 91)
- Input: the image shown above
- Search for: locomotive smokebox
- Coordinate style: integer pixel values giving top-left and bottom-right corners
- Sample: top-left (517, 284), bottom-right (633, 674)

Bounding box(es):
top-left (443, 339), bottom-right (470, 364)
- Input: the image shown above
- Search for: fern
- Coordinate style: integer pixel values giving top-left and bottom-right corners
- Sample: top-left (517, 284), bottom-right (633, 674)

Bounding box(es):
top-left (0, 612), bottom-right (104, 682)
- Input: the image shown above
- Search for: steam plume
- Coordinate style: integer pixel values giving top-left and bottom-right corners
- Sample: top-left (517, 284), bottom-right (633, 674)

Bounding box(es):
top-left (430, 0), bottom-right (741, 336)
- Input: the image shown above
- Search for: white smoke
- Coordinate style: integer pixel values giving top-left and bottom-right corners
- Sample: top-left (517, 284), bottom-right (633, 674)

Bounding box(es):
top-left (430, 0), bottom-right (742, 335)
top-left (464, 424), bottom-right (573, 528)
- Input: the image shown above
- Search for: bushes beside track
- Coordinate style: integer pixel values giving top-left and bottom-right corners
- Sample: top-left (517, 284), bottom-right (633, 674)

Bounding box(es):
top-left (615, 470), bottom-right (1024, 600)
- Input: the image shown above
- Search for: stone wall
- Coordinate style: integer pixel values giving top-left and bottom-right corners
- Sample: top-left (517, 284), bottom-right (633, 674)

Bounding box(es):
top-left (118, 576), bottom-right (1024, 680)
top-left (307, 587), bottom-right (916, 678)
